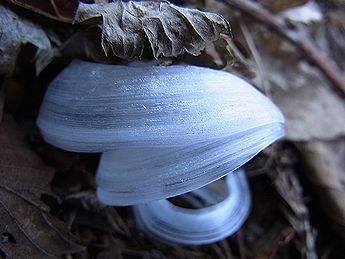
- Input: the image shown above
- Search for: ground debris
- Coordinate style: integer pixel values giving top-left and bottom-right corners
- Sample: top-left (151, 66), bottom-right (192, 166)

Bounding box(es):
top-left (0, 116), bottom-right (84, 258)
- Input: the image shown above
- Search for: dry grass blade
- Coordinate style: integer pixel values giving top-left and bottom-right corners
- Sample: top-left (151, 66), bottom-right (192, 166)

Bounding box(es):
top-left (270, 168), bottom-right (317, 259)
top-left (263, 145), bottom-right (317, 259)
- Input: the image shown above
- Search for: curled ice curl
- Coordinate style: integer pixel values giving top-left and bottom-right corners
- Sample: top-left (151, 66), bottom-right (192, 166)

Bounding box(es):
top-left (37, 60), bottom-right (284, 205)
top-left (134, 169), bottom-right (250, 245)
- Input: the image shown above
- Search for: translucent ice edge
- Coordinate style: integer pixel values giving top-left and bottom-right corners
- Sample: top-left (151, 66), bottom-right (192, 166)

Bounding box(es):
top-left (133, 169), bottom-right (251, 245)
top-left (96, 122), bottom-right (283, 206)
top-left (37, 61), bottom-right (284, 152)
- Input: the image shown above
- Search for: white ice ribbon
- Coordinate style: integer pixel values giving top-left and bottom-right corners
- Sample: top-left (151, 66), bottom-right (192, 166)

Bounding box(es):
top-left (37, 60), bottom-right (283, 205)
top-left (134, 169), bottom-right (250, 245)
top-left (37, 60), bottom-right (284, 244)
top-left (96, 123), bottom-right (281, 205)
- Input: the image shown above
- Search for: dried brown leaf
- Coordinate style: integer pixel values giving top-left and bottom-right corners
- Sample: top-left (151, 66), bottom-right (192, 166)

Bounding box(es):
top-left (272, 77), bottom-right (345, 141)
top-left (0, 4), bottom-right (55, 76)
top-left (74, 0), bottom-right (231, 59)
top-left (5, 0), bottom-right (79, 23)
top-left (0, 116), bottom-right (84, 258)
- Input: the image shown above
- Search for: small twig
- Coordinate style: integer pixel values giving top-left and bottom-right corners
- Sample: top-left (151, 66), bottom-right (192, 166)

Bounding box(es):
top-left (219, 0), bottom-right (345, 97)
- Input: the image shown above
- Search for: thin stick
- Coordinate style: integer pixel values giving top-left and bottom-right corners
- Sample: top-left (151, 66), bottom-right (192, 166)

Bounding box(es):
top-left (220, 0), bottom-right (345, 97)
